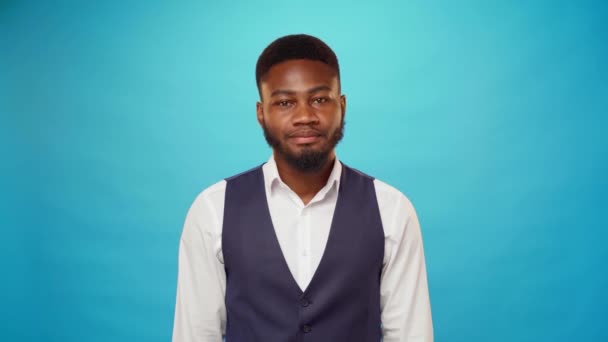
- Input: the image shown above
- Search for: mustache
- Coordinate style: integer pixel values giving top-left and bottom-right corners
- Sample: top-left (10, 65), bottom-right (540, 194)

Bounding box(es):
top-left (286, 128), bottom-right (326, 138)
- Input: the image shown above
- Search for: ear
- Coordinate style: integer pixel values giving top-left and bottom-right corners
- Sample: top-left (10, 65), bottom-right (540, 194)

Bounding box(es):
top-left (340, 94), bottom-right (346, 121)
top-left (256, 101), bottom-right (264, 127)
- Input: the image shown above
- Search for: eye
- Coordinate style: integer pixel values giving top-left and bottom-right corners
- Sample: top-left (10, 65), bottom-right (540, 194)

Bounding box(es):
top-left (312, 97), bottom-right (329, 104)
top-left (274, 100), bottom-right (294, 107)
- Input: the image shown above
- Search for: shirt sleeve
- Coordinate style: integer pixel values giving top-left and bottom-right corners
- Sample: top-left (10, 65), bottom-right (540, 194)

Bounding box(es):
top-left (172, 190), bottom-right (226, 342)
top-left (379, 191), bottom-right (434, 342)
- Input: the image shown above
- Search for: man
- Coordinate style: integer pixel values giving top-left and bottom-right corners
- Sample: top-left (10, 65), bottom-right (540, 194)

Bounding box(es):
top-left (172, 34), bottom-right (433, 342)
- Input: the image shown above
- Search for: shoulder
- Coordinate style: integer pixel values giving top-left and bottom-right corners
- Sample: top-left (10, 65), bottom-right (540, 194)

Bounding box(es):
top-left (225, 164), bottom-right (264, 182)
top-left (370, 177), bottom-right (419, 241)
top-left (341, 163), bottom-right (375, 181)
top-left (181, 164), bottom-right (264, 239)
top-left (373, 178), bottom-right (417, 219)
top-left (187, 163), bottom-right (265, 216)
top-left (185, 180), bottom-right (227, 224)
top-left (340, 163), bottom-right (416, 218)
top-left (181, 179), bottom-right (227, 242)
top-left (190, 163), bottom-right (265, 207)
top-left (192, 179), bottom-right (227, 207)
top-left (341, 162), bottom-right (418, 226)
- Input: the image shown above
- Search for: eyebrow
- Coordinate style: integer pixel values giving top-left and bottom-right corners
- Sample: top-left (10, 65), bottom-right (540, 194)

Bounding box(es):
top-left (270, 85), bottom-right (332, 97)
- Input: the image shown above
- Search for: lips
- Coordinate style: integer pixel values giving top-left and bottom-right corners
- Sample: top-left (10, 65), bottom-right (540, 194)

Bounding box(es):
top-left (289, 130), bottom-right (323, 145)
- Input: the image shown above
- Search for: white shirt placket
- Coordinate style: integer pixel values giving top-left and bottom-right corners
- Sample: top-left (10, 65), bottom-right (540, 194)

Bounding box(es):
top-left (299, 206), bottom-right (312, 290)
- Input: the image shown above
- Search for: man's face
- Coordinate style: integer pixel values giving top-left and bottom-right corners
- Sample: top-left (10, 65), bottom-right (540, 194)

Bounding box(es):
top-left (256, 59), bottom-right (346, 172)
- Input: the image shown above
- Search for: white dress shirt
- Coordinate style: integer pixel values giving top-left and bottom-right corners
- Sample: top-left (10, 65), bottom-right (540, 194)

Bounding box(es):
top-left (172, 156), bottom-right (433, 342)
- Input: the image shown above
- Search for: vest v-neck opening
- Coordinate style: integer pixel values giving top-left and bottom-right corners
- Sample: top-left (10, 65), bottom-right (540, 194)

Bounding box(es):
top-left (259, 166), bottom-right (345, 295)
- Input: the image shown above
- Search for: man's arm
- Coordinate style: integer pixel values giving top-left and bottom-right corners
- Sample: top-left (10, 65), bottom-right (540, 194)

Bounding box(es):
top-left (172, 190), bottom-right (226, 342)
top-left (380, 192), bottom-right (434, 342)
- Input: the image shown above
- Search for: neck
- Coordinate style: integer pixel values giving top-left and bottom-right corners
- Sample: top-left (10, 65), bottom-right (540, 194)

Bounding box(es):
top-left (274, 151), bottom-right (336, 205)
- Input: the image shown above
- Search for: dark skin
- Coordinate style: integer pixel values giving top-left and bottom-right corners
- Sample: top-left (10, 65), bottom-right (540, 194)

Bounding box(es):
top-left (256, 59), bottom-right (346, 205)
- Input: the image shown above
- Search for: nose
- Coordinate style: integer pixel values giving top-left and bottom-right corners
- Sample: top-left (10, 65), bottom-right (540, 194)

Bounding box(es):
top-left (292, 103), bottom-right (319, 126)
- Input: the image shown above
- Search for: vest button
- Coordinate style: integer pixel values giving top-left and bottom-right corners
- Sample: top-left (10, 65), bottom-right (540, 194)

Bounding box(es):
top-left (300, 298), bottom-right (311, 307)
top-left (302, 324), bottom-right (312, 333)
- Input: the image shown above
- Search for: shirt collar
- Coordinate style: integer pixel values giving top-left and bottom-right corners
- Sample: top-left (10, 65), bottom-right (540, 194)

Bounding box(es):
top-left (263, 154), bottom-right (342, 201)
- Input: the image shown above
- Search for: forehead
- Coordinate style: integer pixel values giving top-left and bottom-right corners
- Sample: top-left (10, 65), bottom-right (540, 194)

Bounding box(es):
top-left (260, 59), bottom-right (339, 94)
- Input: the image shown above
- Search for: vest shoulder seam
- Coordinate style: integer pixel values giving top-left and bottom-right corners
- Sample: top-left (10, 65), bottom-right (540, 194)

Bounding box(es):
top-left (341, 163), bottom-right (375, 181)
top-left (225, 164), bottom-right (264, 182)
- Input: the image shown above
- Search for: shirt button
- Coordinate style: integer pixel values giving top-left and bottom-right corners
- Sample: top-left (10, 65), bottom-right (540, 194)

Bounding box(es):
top-left (302, 324), bottom-right (312, 333)
top-left (301, 250), bottom-right (308, 256)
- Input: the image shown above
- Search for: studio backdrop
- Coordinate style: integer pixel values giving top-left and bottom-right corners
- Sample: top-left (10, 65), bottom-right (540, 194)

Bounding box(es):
top-left (1, 1), bottom-right (606, 341)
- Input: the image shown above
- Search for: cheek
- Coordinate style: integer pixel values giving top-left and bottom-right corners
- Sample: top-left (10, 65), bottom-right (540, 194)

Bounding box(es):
top-left (320, 106), bottom-right (343, 125)
top-left (263, 112), bottom-right (289, 133)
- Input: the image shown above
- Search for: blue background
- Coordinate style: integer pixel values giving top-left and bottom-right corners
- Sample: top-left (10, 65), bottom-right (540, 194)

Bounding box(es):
top-left (1, 1), bottom-right (607, 341)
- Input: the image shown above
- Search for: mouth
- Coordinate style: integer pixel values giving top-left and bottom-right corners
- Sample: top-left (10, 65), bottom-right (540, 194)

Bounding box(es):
top-left (288, 130), bottom-right (323, 145)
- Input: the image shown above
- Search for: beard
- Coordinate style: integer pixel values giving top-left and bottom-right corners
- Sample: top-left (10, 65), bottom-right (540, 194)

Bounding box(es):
top-left (262, 119), bottom-right (345, 173)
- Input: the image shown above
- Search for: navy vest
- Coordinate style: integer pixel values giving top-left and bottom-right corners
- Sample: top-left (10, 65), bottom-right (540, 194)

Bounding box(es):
top-left (222, 163), bottom-right (384, 342)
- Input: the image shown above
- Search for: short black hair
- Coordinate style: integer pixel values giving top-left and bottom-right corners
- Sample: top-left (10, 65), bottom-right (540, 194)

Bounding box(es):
top-left (255, 34), bottom-right (340, 91)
